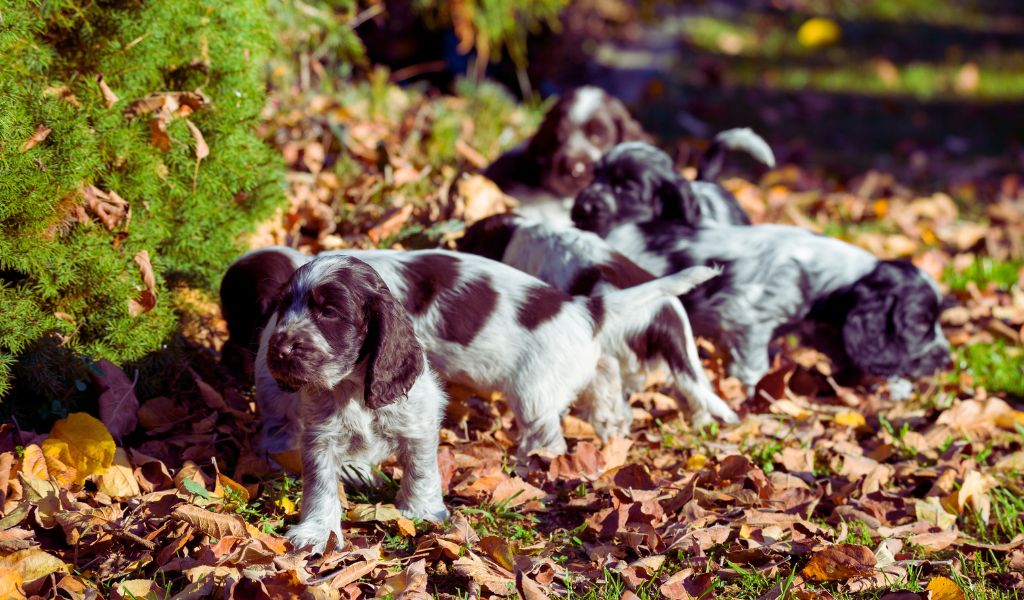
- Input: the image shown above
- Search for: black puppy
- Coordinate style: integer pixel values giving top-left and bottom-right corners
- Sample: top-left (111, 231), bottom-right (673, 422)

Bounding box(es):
top-left (572, 129), bottom-right (775, 235)
top-left (568, 217), bottom-right (951, 394)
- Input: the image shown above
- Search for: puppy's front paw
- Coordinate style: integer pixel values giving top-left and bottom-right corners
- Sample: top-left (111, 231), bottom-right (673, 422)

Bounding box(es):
top-left (286, 522), bottom-right (342, 554)
top-left (398, 499), bottom-right (449, 523)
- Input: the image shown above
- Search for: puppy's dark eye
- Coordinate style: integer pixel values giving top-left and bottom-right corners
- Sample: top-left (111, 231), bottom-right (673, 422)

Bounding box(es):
top-left (316, 303), bottom-right (341, 319)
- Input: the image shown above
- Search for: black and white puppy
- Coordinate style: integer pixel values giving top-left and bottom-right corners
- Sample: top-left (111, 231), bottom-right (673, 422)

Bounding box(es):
top-left (226, 247), bottom-right (719, 461)
top-left (457, 213), bottom-right (738, 427)
top-left (574, 220), bottom-right (951, 393)
top-left (571, 129), bottom-right (775, 235)
top-left (262, 255), bottom-right (448, 552)
top-left (483, 86), bottom-right (648, 226)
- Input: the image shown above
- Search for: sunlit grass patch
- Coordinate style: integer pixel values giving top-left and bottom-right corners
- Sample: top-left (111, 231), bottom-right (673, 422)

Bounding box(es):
top-left (954, 341), bottom-right (1024, 399)
top-left (944, 257), bottom-right (1022, 292)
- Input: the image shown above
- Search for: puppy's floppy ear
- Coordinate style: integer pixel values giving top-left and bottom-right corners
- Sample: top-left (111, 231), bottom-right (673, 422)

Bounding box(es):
top-left (606, 96), bottom-right (647, 143)
top-left (655, 173), bottom-right (701, 226)
top-left (841, 263), bottom-right (907, 377)
top-left (362, 285), bottom-right (424, 409)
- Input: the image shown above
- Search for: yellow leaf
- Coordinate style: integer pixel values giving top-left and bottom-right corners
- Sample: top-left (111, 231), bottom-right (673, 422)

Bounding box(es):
top-left (771, 399), bottom-right (813, 419)
top-left (995, 410), bottom-right (1024, 430)
top-left (18, 445), bottom-right (48, 480)
top-left (44, 413), bottom-right (115, 484)
top-left (797, 17), bottom-right (840, 48)
top-left (0, 549), bottom-right (68, 583)
top-left (686, 453), bottom-right (708, 470)
top-left (270, 450), bottom-right (302, 474)
top-left (41, 442), bottom-right (78, 488)
top-left (275, 496), bottom-right (296, 515)
top-left (0, 567), bottom-right (24, 599)
top-left (396, 517), bottom-right (417, 537)
top-left (97, 448), bottom-right (141, 498)
top-left (927, 576), bottom-right (965, 600)
top-left (835, 411), bottom-right (866, 429)
top-left (217, 473), bottom-right (249, 504)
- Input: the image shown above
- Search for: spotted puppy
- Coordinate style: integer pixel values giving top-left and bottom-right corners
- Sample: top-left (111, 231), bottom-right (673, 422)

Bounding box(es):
top-left (571, 129), bottom-right (775, 235)
top-left (570, 218), bottom-right (951, 394)
top-left (225, 247), bottom-right (719, 460)
top-left (262, 255), bottom-right (448, 552)
top-left (483, 86), bottom-right (647, 226)
top-left (457, 213), bottom-right (738, 427)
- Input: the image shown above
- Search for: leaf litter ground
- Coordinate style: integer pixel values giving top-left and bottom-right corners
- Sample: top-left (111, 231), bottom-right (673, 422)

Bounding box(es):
top-left (2, 79), bottom-right (1024, 599)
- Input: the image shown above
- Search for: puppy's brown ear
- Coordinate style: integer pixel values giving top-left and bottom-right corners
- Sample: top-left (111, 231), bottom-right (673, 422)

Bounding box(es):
top-left (363, 288), bottom-right (424, 409)
top-left (607, 97), bottom-right (647, 143)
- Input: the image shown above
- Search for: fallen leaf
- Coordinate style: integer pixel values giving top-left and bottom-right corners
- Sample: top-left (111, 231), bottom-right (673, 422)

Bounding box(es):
top-left (185, 119), bottom-right (209, 191)
top-left (801, 544), bottom-right (876, 582)
top-left (378, 558), bottom-right (429, 599)
top-left (128, 250), bottom-right (157, 316)
top-left (96, 75), bottom-right (119, 107)
top-left (0, 549), bottom-right (67, 584)
top-left (366, 204), bottom-right (414, 244)
top-left (92, 359), bottom-right (139, 440)
top-left (915, 496), bottom-right (957, 529)
top-left (0, 567), bottom-right (23, 599)
top-left (42, 413), bottom-right (116, 484)
top-left (927, 576), bottom-right (965, 600)
top-left (797, 17), bottom-right (841, 48)
top-left (97, 448), bottom-right (141, 498)
top-left (396, 517), bottom-right (417, 537)
top-left (835, 411), bottom-right (867, 429)
top-left (348, 503), bottom-right (403, 523)
top-left (171, 504), bottom-right (248, 539)
top-left (20, 126), bottom-right (51, 152)
top-left (490, 477), bottom-right (545, 507)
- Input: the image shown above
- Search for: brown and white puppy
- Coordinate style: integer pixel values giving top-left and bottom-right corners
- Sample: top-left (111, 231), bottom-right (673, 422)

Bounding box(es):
top-left (263, 255), bottom-right (448, 552)
top-left (483, 86), bottom-right (648, 225)
top-left (225, 246), bottom-right (720, 464)
top-left (457, 213), bottom-right (738, 427)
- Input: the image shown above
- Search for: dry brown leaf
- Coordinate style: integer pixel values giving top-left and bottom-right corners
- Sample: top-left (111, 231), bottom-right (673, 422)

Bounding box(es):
top-left (378, 558), bottom-right (429, 599)
top-left (348, 503), bottom-right (403, 523)
top-left (367, 204), bottom-right (414, 244)
top-left (93, 359), bottom-right (139, 439)
top-left (490, 477), bottom-right (545, 508)
top-left (96, 75), bottom-right (119, 107)
top-left (96, 448), bottom-right (141, 498)
top-left (171, 504), bottom-right (248, 540)
top-left (20, 126), bottom-right (51, 152)
top-left (184, 119), bottom-right (209, 191)
top-left (801, 544), bottom-right (876, 582)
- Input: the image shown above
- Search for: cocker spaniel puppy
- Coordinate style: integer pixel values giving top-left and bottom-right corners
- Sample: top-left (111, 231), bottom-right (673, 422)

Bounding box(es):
top-left (261, 255), bottom-right (448, 552)
top-left (483, 86), bottom-right (648, 225)
top-left (225, 247), bottom-right (719, 461)
top-left (457, 213), bottom-right (738, 427)
top-left (575, 220), bottom-right (951, 394)
top-left (571, 129), bottom-right (775, 235)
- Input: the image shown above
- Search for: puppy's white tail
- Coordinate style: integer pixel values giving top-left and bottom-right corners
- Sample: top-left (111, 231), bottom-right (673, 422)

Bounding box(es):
top-left (585, 266), bottom-right (720, 336)
top-left (698, 128), bottom-right (776, 181)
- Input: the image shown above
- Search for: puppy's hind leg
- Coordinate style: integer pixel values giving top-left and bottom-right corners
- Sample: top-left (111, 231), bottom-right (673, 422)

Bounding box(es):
top-left (639, 300), bottom-right (738, 428)
top-left (577, 355), bottom-right (631, 441)
top-left (725, 326), bottom-right (774, 399)
top-left (509, 388), bottom-right (570, 460)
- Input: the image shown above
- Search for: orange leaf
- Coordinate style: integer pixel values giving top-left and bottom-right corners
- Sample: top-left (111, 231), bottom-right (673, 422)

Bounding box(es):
top-left (20, 126), bottom-right (51, 152)
top-left (801, 544), bottom-right (876, 581)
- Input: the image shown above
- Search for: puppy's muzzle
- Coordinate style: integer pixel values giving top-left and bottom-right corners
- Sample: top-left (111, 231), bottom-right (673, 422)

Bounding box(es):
top-left (572, 186), bottom-right (613, 234)
top-left (267, 329), bottom-right (322, 390)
